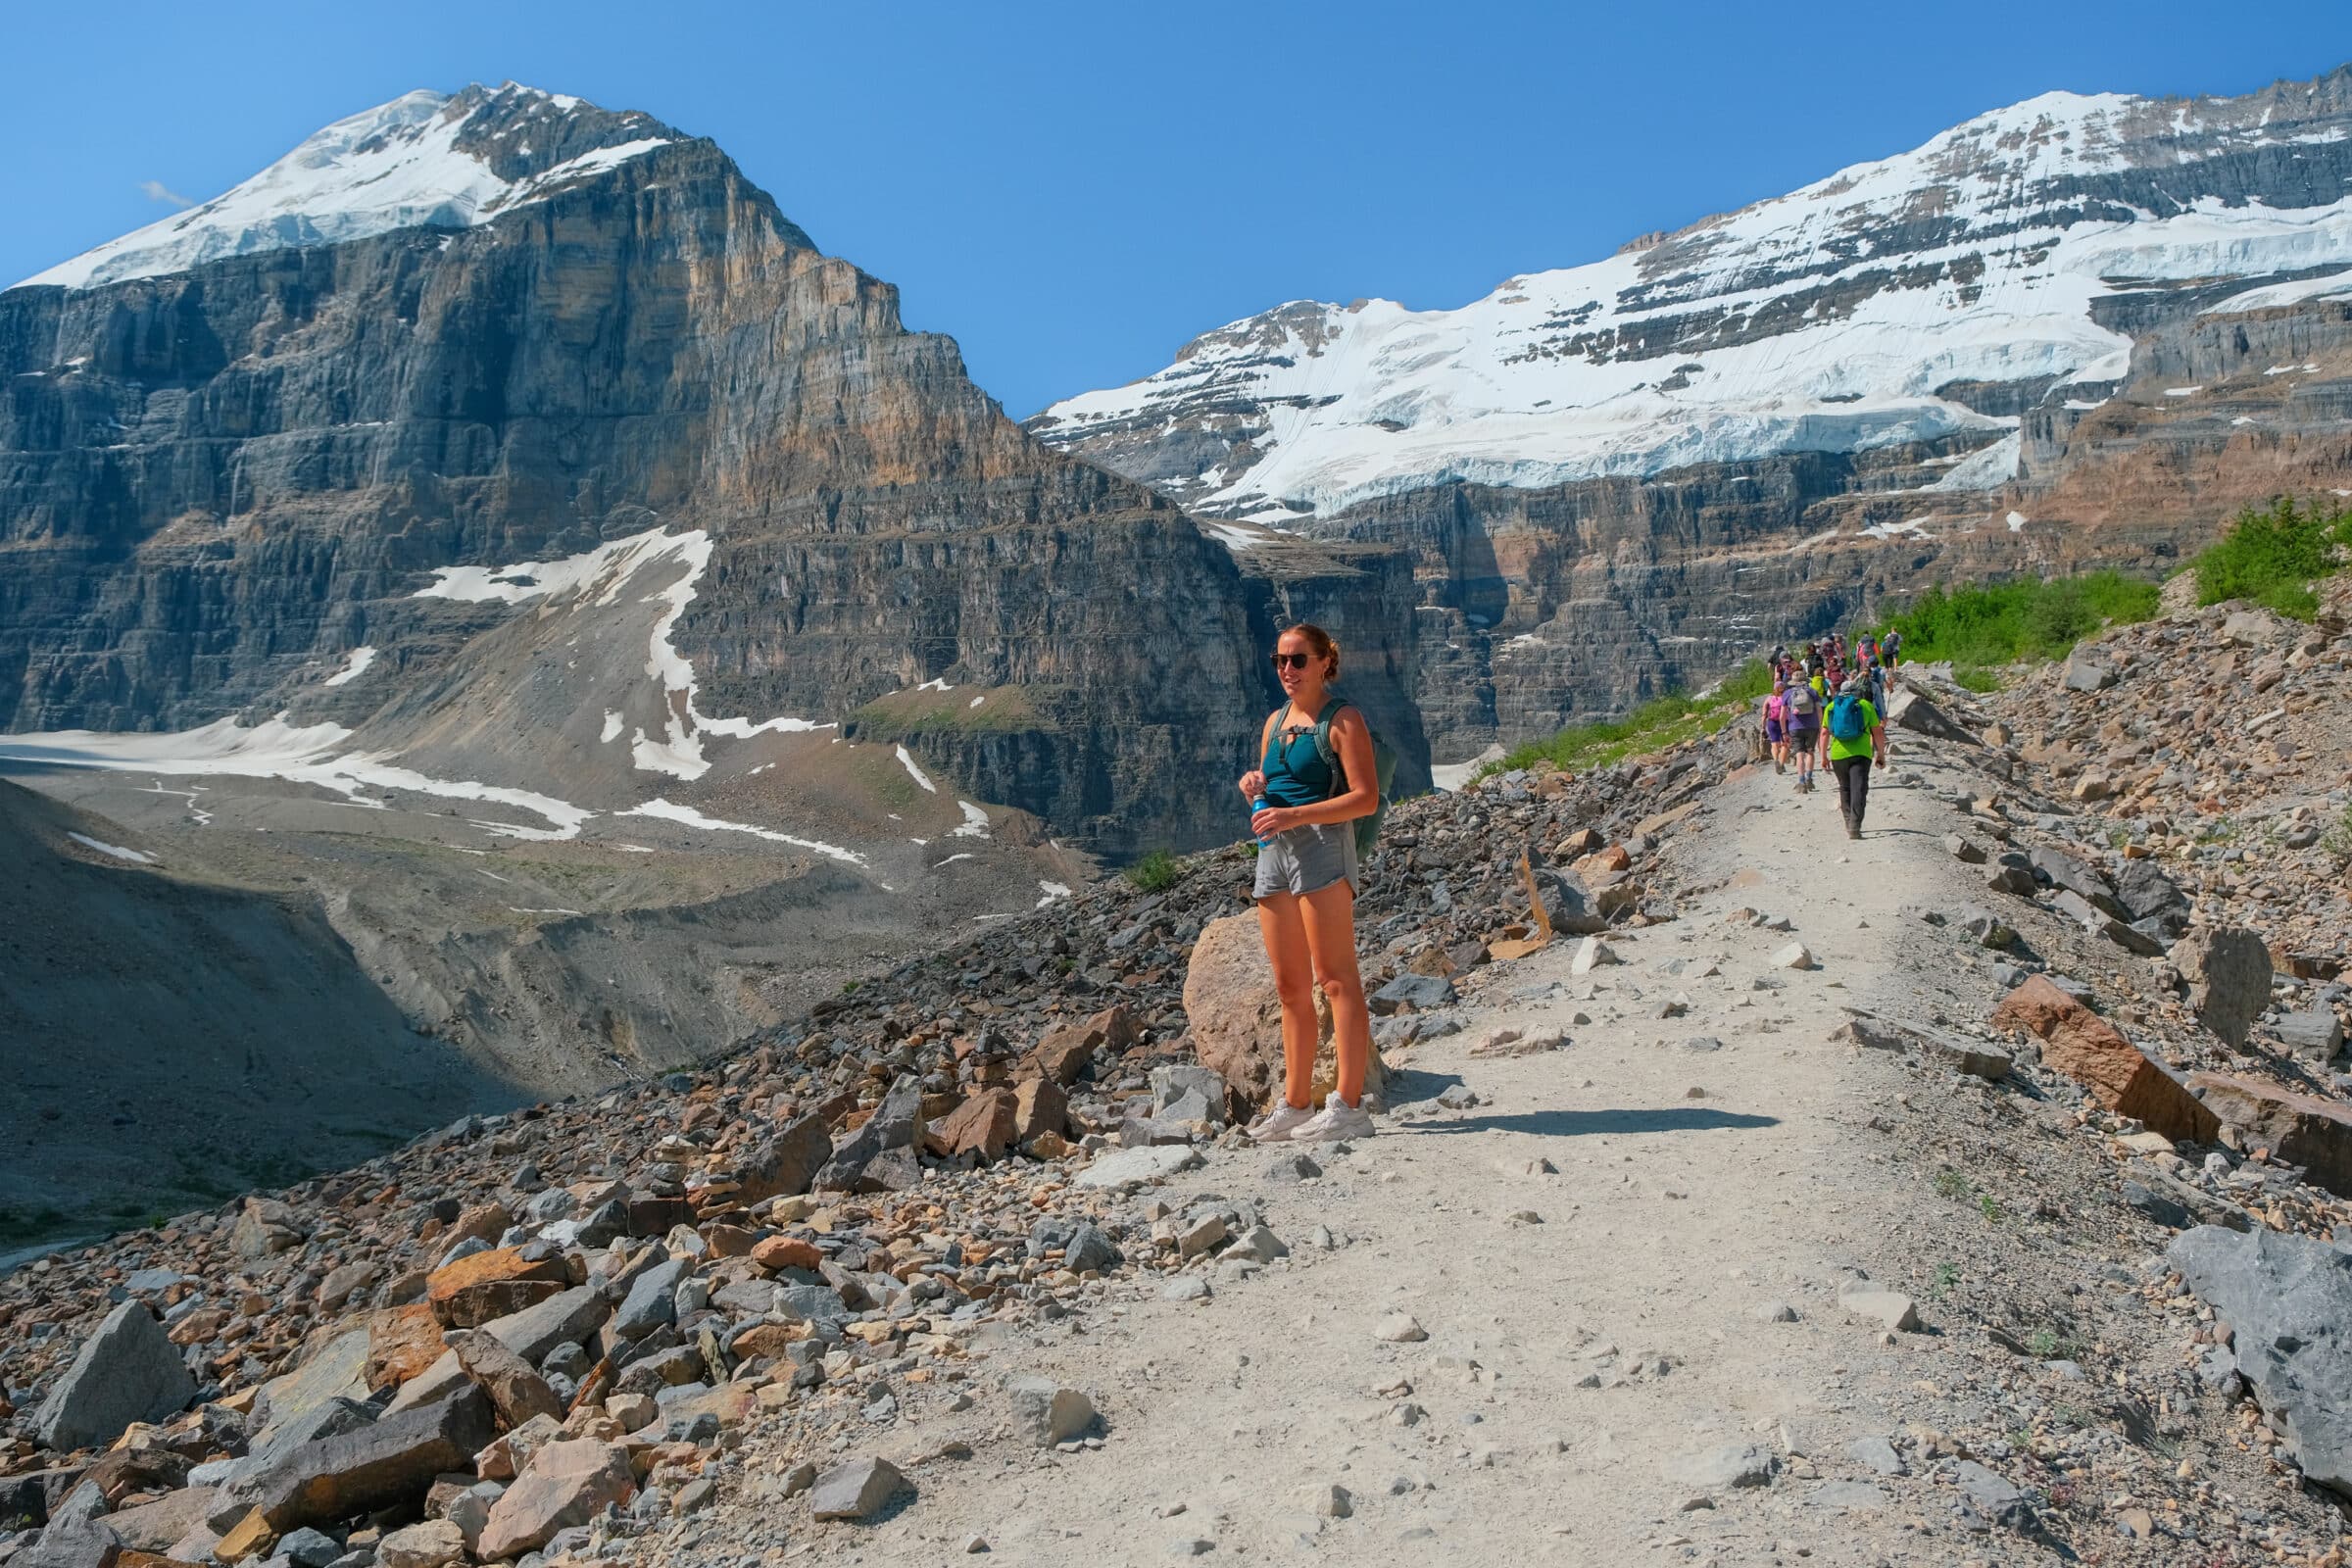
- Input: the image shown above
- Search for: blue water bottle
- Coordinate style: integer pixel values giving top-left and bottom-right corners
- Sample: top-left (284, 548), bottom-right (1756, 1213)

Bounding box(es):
top-left (1252, 795), bottom-right (1272, 848)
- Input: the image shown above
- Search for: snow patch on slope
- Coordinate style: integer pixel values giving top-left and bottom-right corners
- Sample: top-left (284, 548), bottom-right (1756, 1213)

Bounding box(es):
top-left (1036, 90), bottom-right (2352, 516)
top-left (416, 526), bottom-right (828, 781)
top-left (13, 85), bottom-right (671, 292)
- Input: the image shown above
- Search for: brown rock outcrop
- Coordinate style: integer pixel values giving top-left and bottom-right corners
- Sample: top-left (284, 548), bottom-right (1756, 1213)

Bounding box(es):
top-left (1992, 976), bottom-right (2219, 1144)
top-left (2189, 1074), bottom-right (2352, 1199)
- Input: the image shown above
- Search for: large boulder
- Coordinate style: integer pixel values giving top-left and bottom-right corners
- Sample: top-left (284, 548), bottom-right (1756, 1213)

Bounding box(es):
top-left (2170, 927), bottom-right (2274, 1047)
top-left (35, 1301), bottom-right (196, 1452)
top-left (814, 1077), bottom-right (925, 1193)
top-left (1991, 976), bottom-right (2218, 1144)
top-left (2170, 1225), bottom-right (2352, 1496)
top-left (475, 1440), bottom-right (633, 1560)
top-left (222, 1388), bottom-right (496, 1533)
top-left (924, 1089), bottom-right (1019, 1163)
top-left (733, 1113), bottom-right (832, 1205)
top-left (2189, 1074), bottom-right (2352, 1198)
top-left (2113, 859), bottom-right (2185, 924)
top-left (1025, 1006), bottom-right (1138, 1087)
top-left (1886, 687), bottom-right (1978, 743)
top-left (424, 1247), bottom-right (567, 1330)
top-left (1181, 912), bottom-right (1382, 1114)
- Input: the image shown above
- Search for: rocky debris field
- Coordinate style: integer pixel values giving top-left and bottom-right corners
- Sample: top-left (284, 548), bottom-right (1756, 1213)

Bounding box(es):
top-left (2, 582), bottom-right (2350, 1567)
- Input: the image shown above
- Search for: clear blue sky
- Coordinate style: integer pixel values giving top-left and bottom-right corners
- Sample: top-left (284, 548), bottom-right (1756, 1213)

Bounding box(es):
top-left (5, 3), bottom-right (2347, 417)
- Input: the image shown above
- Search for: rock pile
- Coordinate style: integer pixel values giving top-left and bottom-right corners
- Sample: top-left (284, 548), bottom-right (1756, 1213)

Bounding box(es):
top-left (0, 710), bottom-right (1739, 1568)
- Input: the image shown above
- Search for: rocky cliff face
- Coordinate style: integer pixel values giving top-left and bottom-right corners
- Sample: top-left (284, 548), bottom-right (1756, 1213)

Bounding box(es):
top-left (1033, 67), bottom-right (2352, 757)
top-left (0, 84), bottom-right (1427, 857)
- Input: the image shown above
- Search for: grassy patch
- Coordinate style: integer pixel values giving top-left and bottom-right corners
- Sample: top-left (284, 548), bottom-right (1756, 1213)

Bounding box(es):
top-left (2321, 804), bottom-right (2352, 866)
top-left (1124, 849), bottom-right (1182, 893)
top-left (1883, 570), bottom-right (2161, 667)
top-left (848, 684), bottom-right (1040, 738)
top-left (1952, 666), bottom-right (2005, 694)
top-left (2188, 494), bottom-right (2352, 621)
top-left (1712, 659), bottom-right (1774, 704)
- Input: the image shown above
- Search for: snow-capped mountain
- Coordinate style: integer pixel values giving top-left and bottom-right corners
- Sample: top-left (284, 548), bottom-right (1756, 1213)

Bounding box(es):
top-left (1031, 71), bottom-right (2352, 521)
top-left (15, 83), bottom-right (676, 292)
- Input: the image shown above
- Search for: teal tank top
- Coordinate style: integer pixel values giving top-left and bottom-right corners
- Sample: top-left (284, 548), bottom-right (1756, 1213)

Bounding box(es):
top-left (1260, 707), bottom-right (1338, 808)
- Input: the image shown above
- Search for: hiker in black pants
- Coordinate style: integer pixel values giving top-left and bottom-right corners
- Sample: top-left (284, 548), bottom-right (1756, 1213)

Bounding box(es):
top-left (1819, 674), bottom-right (1887, 839)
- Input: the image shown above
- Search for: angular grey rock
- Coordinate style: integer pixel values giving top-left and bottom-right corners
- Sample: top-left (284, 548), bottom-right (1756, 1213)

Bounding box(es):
top-left (2121, 1180), bottom-right (2193, 1230)
top-left (2170, 926), bottom-right (2274, 1047)
top-left (1669, 1443), bottom-right (1776, 1490)
top-left (1370, 972), bottom-right (1454, 1014)
top-left (1004, 1378), bottom-right (1097, 1446)
top-left (815, 1077), bottom-right (927, 1194)
top-left (15, 1510), bottom-right (121, 1568)
top-left (1060, 1222), bottom-right (1119, 1274)
top-left (2277, 1008), bottom-right (2346, 1063)
top-left (224, 1388), bottom-right (497, 1532)
top-left (1074, 1144), bottom-right (1202, 1190)
top-left (2170, 1224), bottom-right (2352, 1496)
top-left (35, 1300), bottom-right (197, 1452)
top-left (1886, 687), bottom-right (1977, 743)
top-left (2031, 845), bottom-right (2122, 915)
top-left (2114, 858), bottom-right (2185, 922)
top-left (1951, 1460), bottom-right (2037, 1531)
top-left (613, 1257), bottom-right (689, 1341)
top-left (1532, 867), bottom-right (1609, 935)
top-left (1229, 1223), bottom-right (1290, 1263)
top-left (808, 1455), bottom-right (904, 1521)
top-left (2061, 649), bottom-right (2116, 692)
top-left (1847, 1436), bottom-right (1905, 1476)
top-left (1150, 1065), bottom-right (1230, 1124)
top-left (736, 1113), bottom-right (833, 1204)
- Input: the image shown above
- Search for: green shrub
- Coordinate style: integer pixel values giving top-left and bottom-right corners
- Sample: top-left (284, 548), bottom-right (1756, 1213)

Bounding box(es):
top-left (1882, 570), bottom-right (2159, 665)
top-left (1713, 659), bottom-right (1774, 704)
top-left (1952, 666), bottom-right (2004, 694)
top-left (1125, 849), bottom-right (1182, 892)
top-left (2189, 495), bottom-right (2352, 621)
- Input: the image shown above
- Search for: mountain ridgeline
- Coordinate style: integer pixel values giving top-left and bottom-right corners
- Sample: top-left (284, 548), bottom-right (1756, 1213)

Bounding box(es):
top-left (0, 83), bottom-right (1430, 858)
top-left (1032, 66), bottom-right (2352, 758)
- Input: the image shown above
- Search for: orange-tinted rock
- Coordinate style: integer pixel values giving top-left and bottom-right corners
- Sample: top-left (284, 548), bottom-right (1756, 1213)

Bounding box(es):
top-left (362, 1304), bottom-right (445, 1389)
top-left (728, 1322), bottom-right (809, 1361)
top-left (1012, 1076), bottom-right (1068, 1143)
top-left (424, 1249), bottom-right (567, 1330)
top-left (1574, 846), bottom-right (1632, 876)
top-left (750, 1236), bottom-right (822, 1273)
top-left (700, 1224), bottom-right (758, 1259)
top-left (2189, 1073), bottom-right (2352, 1198)
top-left (1027, 1006), bottom-right (1138, 1087)
top-left (476, 1440), bottom-right (634, 1561)
top-left (927, 1089), bottom-right (1020, 1162)
top-left (1992, 976), bottom-right (2218, 1143)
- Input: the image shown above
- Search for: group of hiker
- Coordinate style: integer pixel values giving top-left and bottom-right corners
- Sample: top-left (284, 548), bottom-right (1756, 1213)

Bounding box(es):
top-left (1759, 628), bottom-right (1896, 840)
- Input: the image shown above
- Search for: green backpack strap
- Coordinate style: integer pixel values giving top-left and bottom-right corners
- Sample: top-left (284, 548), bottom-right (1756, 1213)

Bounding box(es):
top-left (1307, 704), bottom-right (1396, 858)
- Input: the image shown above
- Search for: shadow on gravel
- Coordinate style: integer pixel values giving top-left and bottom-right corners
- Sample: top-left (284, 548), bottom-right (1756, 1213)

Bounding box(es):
top-left (1387, 1066), bottom-right (1469, 1102)
top-left (1406, 1107), bottom-right (1780, 1138)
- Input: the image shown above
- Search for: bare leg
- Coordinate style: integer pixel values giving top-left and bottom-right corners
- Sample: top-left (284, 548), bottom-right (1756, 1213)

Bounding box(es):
top-left (1298, 880), bottom-right (1370, 1107)
top-left (1254, 893), bottom-right (1318, 1109)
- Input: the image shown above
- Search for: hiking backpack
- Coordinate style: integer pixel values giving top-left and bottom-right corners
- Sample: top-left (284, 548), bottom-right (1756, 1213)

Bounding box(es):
top-left (1785, 683), bottom-right (1817, 720)
top-left (1828, 693), bottom-right (1868, 742)
top-left (1298, 703), bottom-right (1399, 858)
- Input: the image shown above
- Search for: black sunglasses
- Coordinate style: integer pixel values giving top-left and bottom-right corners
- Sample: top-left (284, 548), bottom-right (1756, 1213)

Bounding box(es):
top-left (1270, 652), bottom-right (1316, 670)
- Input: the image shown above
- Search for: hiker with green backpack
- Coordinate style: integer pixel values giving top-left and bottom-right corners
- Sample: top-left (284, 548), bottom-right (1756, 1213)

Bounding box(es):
top-left (1236, 622), bottom-right (1393, 1144)
top-left (1819, 673), bottom-right (1888, 840)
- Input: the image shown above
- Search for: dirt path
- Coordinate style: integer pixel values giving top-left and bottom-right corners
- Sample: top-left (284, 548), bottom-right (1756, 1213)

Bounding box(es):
top-left (833, 760), bottom-right (1993, 1565)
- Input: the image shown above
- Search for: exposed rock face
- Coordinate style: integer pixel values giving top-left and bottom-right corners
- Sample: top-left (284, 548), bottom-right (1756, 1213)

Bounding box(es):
top-left (1033, 68), bottom-right (2352, 758)
top-left (0, 85), bottom-right (1427, 858)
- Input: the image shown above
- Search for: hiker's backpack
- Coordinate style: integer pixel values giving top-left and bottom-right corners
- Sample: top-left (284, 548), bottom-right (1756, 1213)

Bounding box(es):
top-left (1298, 703), bottom-right (1398, 858)
top-left (1786, 683), bottom-right (1817, 720)
top-left (1828, 693), bottom-right (1868, 742)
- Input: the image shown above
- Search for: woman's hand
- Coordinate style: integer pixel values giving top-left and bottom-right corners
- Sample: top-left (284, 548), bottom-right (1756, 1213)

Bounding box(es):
top-left (1250, 803), bottom-right (1297, 839)
top-left (1238, 769), bottom-right (1267, 803)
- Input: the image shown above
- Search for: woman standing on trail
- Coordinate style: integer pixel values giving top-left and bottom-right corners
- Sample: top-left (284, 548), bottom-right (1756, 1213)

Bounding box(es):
top-left (1236, 624), bottom-right (1381, 1144)
top-left (1763, 676), bottom-right (1789, 773)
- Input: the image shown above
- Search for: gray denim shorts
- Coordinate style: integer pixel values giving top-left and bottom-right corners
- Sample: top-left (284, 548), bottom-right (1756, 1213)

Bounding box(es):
top-left (1253, 821), bottom-right (1359, 900)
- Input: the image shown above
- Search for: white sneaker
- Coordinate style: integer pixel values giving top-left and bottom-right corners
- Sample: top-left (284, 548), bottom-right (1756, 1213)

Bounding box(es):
top-left (1248, 1102), bottom-right (1316, 1142)
top-left (1294, 1095), bottom-right (1375, 1143)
